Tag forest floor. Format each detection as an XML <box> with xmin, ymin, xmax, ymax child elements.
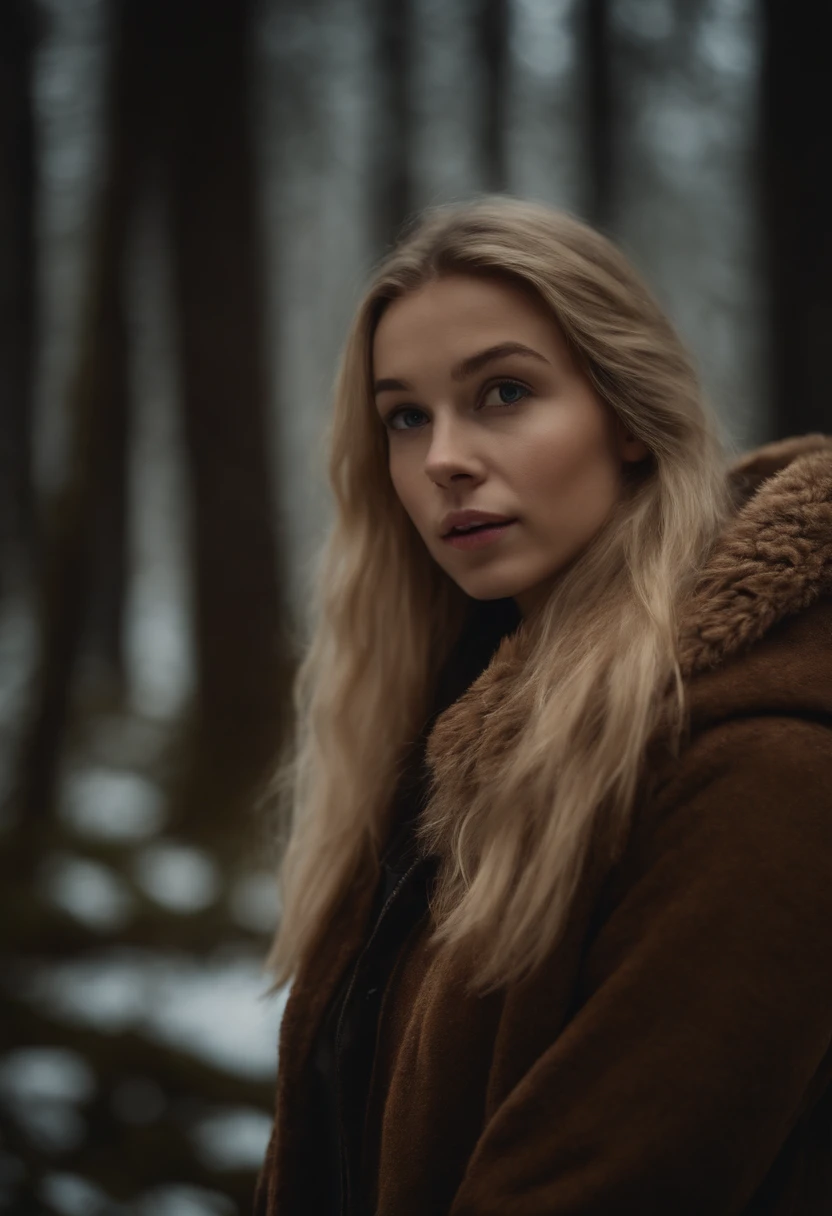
<box><xmin>0</xmin><ymin>597</ymin><xmax>286</xmax><ymax>1216</ymax></box>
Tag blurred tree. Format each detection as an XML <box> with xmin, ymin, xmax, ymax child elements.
<box><xmin>153</xmin><ymin>0</ymin><xmax>288</xmax><ymax>845</ymax></box>
<box><xmin>0</xmin><ymin>0</ymin><xmax>42</xmax><ymax>596</ymax></box>
<box><xmin>478</xmin><ymin>0</ymin><xmax>510</xmax><ymax>193</ymax></box>
<box><xmin>580</xmin><ymin>0</ymin><xmax>613</xmax><ymax>229</ymax></box>
<box><xmin>761</xmin><ymin>0</ymin><xmax>831</xmax><ymax>436</ymax></box>
<box><xmin>372</xmin><ymin>0</ymin><xmax>413</xmax><ymax>251</ymax></box>
<box><xmin>3</xmin><ymin>2</ymin><xmax>286</xmax><ymax>1208</ymax></box>
<box><xmin>14</xmin><ymin>0</ymin><xmax>288</xmax><ymax>840</ymax></box>
<box><xmin>83</xmin><ymin>0</ymin><xmax>156</xmax><ymax>700</ymax></box>
<box><xmin>13</xmin><ymin>0</ymin><xmax>143</xmax><ymax>822</ymax></box>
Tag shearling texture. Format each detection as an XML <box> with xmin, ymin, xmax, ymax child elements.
<box><xmin>255</xmin><ymin>434</ymin><xmax>832</xmax><ymax>1216</ymax></box>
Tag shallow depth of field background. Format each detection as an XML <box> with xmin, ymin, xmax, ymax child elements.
<box><xmin>0</xmin><ymin>0</ymin><xmax>827</xmax><ymax>1213</ymax></box>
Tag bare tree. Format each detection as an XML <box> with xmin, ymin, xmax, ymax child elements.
<box><xmin>579</xmin><ymin>0</ymin><xmax>614</xmax><ymax>228</ymax></box>
<box><xmin>13</xmin><ymin>0</ymin><xmax>144</xmax><ymax>820</ymax></box>
<box><xmin>760</xmin><ymin>0</ymin><xmax>831</xmax><ymax>436</ymax></box>
<box><xmin>152</xmin><ymin>0</ymin><xmax>288</xmax><ymax>843</ymax></box>
<box><xmin>0</xmin><ymin>0</ymin><xmax>42</xmax><ymax>595</ymax></box>
<box><xmin>478</xmin><ymin>0</ymin><xmax>510</xmax><ymax>193</ymax></box>
<box><xmin>14</xmin><ymin>0</ymin><xmax>288</xmax><ymax>838</ymax></box>
<box><xmin>372</xmin><ymin>0</ymin><xmax>414</xmax><ymax>251</ymax></box>
<box><xmin>4</xmin><ymin>4</ymin><xmax>286</xmax><ymax>1203</ymax></box>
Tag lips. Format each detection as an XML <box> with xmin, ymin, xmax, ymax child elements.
<box><xmin>442</xmin><ymin>519</ymin><xmax>518</xmax><ymax>550</ymax></box>
<box><xmin>446</xmin><ymin>520</ymin><xmax>511</xmax><ymax>536</ymax></box>
<box><xmin>441</xmin><ymin>510</ymin><xmax>516</xmax><ymax>537</ymax></box>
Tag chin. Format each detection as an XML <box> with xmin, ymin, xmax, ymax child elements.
<box><xmin>448</xmin><ymin>558</ymin><xmax>562</xmax><ymax>607</ymax></box>
<box><xmin>453</xmin><ymin>573</ymin><xmax>538</xmax><ymax>603</ymax></box>
<box><xmin>464</xmin><ymin>587</ymin><xmax>519</xmax><ymax>602</ymax></box>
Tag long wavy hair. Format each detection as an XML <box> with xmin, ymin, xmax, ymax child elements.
<box><xmin>266</xmin><ymin>196</ymin><xmax>735</xmax><ymax>993</ymax></box>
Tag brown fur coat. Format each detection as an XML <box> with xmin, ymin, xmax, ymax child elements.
<box><xmin>256</xmin><ymin>433</ymin><xmax>832</xmax><ymax>1215</ymax></box>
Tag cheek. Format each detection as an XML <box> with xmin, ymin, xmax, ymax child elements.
<box><xmin>389</xmin><ymin>455</ymin><xmax>427</xmax><ymax>528</ymax></box>
<box><xmin>388</xmin><ymin>454</ymin><xmax>408</xmax><ymax>508</ymax></box>
<box><xmin>515</xmin><ymin>421</ymin><xmax>621</xmax><ymax>520</ymax></box>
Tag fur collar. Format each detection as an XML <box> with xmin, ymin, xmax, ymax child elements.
<box><xmin>425</xmin><ymin>433</ymin><xmax>832</xmax><ymax>786</ymax></box>
<box><xmin>677</xmin><ymin>433</ymin><xmax>832</xmax><ymax>675</ymax></box>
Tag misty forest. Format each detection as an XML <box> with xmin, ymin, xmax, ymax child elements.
<box><xmin>0</xmin><ymin>0</ymin><xmax>828</xmax><ymax>1212</ymax></box>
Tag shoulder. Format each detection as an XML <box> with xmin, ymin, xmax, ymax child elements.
<box><xmin>651</xmin><ymin>711</ymin><xmax>832</xmax><ymax>840</ymax></box>
<box><xmin>683</xmin><ymin>592</ymin><xmax>832</xmax><ymax>736</ymax></box>
<box><xmin>624</xmin><ymin>588</ymin><xmax>832</xmax><ymax>919</ymax></box>
<box><xmin>634</xmin><ymin>592</ymin><xmax>832</xmax><ymax>853</ymax></box>
<box><xmin>586</xmin><ymin>711</ymin><xmax>832</xmax><ymax>1003</ymax></box>
<box><xmin>654</xmin><ymin>580</ymin><xmax>832</xmax><ymax>852</ymax></box>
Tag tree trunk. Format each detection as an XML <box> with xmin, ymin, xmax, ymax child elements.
<box><xmin>153</xmin><ymin>0</ymin><xmax>287</xmax><ymax>841</ymax></box>
<box><xmin>372</xmin><ymin>0</ymin><xmax>413</xmax><ymax>251</ymax></box>
<box><xmin>13</xmin><ymin>0</ymin><xmax>142</xmax><ymax>820</ymax></box>
<box><xmin>580</xmin><ymin>0</ymin><xmax>614</xmax><ymax>229</ymax></box>
<box><xmin>0</xmin><ymin>0</ymin><xmax>41</xmax><ymax>595</ymax></box>
<box><xmin>760</xmin><ymin>0</ymin><xmax>831</xmax><ymax>437</ymax></box>
<box><xmin>478</xmin><ymin>0</ymin><xmax>510</xmax><ymax>193</ymax></box>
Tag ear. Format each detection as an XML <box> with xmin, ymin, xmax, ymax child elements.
<box><xmin>614</xmin><ymin>415</ymin><xmax>650</xmax><ymax>464</ymax></box>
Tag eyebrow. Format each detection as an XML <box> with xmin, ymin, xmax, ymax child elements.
<box><xmin>373</xmin><ymin>341</ymin><xmax>550</xmax><ymax>396</ymax></box>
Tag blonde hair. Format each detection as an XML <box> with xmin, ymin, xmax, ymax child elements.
<box><xmin>267</xmin><ymin>196</ymin><xmax>735</xmax><ymax>992</ymax></box>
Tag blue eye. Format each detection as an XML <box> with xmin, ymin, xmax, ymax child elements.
<box><xmin>482</xmin><ymin>381</ymin><xmax>530</xmax><ymax>408</ymax></box>
<box><xmin>385</xmin><ymin>380</ymin><xmax>529</xmax><ymax>431</ymax></box>
<box><xmin>387</xmin><ymin>407</ymin><xmax>427</xmax><ymax>431</ymax></box>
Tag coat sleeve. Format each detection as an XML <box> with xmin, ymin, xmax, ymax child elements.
<box><xmin>447</xmin><ymin>715</ymin><xmax>832</xmax><ymax>1216</ymax></box>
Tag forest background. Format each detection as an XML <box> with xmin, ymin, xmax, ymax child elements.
<box><xmin>0</xmin><ymin>0</ymin><xmax>827</xmax><ymax>1213</ymax></box>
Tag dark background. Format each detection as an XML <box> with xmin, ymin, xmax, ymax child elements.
<box><xmin>0</xmin><ymin>0</ymin><xmax>828</xmax><ymax>1213</ymax></box>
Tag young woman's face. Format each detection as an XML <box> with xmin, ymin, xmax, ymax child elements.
<box><xmin>372</xmin><ymin>274</ymin><xmax>649</xmax><ymax>614</ymax></box>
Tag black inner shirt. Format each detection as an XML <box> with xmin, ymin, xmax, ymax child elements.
<box><xmin>302</xmin><ymin>596</ymin><xmax>522</xmax><ymax>1214</ymax></box>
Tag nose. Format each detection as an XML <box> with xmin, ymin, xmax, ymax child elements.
<box><xmin>424</xmin><ymin>415</ymin><xmax>485</xmax><ymax>488</ymax></box>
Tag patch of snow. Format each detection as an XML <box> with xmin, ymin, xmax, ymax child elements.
<box><xmin>19</xmin><ymin>951</ymin><xmax>289</xmax><ymax>1080</ymax></box>
<box><xmin>21</xmin><ymin>952</ymin><xmax>148</xmax><ymax>1032</ymax></box>
<box><xmin>39</xmin><ymin>853</ymin><xmax>134</xmax><ymax>931</ymax></box>
<box><xmin>133</xmin><ymin>843</ymin><xmax>221</xmax><ymax>913</ymax></box>
<box><xmin>144</xmin><ymin>957</ymin><xmax>286</xmax><ymax>1079</ymax></box>
<box><xmin>60</xmin><ymin>767</ymin><xmax>164</xmax><ymax>842</ymax></box>
<box><xmin>228</xmin><ymin>872</ymin><xmax>278</xmax><ymax>934</ymax></box>
<box><xmin>135</xmin><ymin>1184</ymin><xmax>235</xmax><ymax>1216</ymax></box>
<box><xmin>39</xmin><ymin>1173</ymin><xmax>121</xmax><ymax>1216</ymax></box>
<box><xmin>192</xmin><ymin>1106</ymin><xmax>273</xmax><ymax>1171</ymax></box>
<box><xmin>0</xmin><ymin>1047</ymin><xmax>95</xmax><ymax>1104</ymax></box>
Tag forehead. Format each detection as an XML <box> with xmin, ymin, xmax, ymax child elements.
<box><xmin>372</xmin><ymin>273</ymin><xmax>564</xmax><ymax>372</ymax></box>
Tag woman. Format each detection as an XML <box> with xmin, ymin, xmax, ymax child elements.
<box><xmin>255</xmin><ymin>197</ymin><xmax>832</xmax><ymax>1215</ymax></box>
